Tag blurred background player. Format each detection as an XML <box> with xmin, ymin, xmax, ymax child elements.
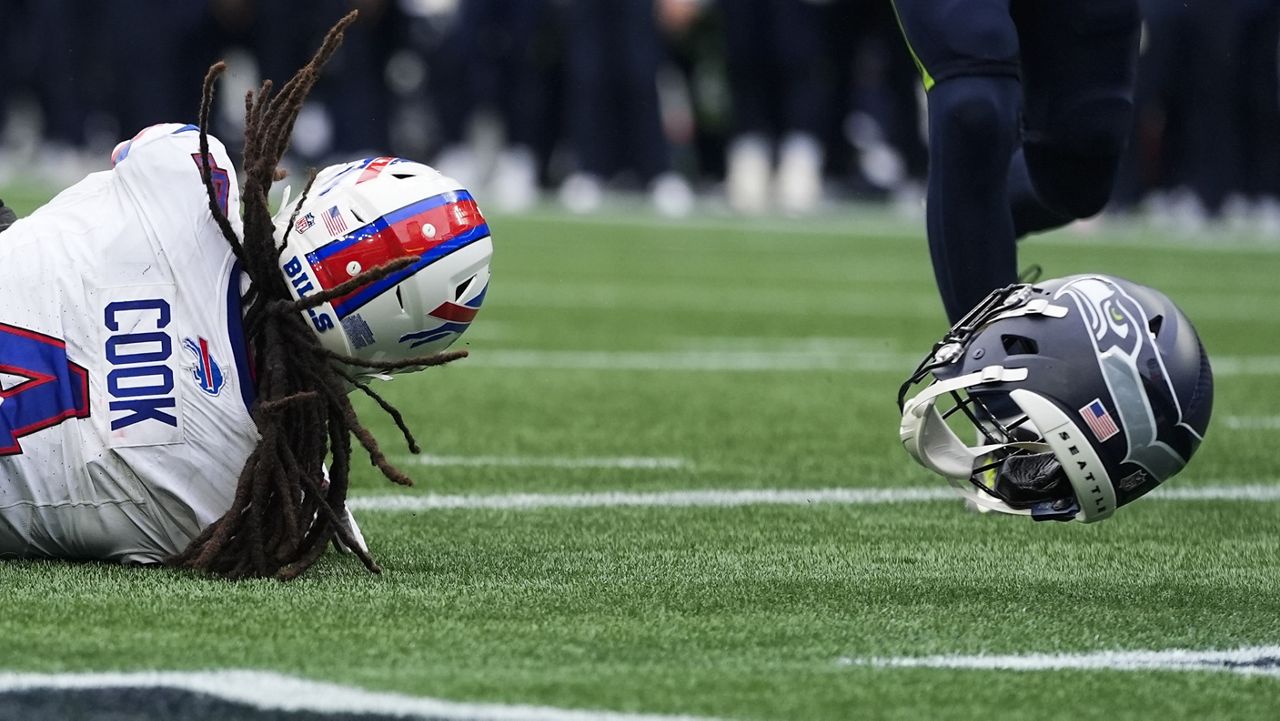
<box><xmin>558</xmin><ymin>0</ymin><xmax>694</xmax><ymax>217</ymax></box>
<box><xmin>0</xmin><ymin>1</ymin><xmax>1276</xmax><ymax>232</ymax></box>
<box><xmin>1113</xmin><ymin>0</ymin><xmax>1280</xmax><ymax>232</ymax></box>
<box><xmin>431</xmin><ymin>0</ymin><xmax>551</xmax><ymax>212</ymax></box>
<box><xmin>719</xmin><ymin>0</ymin><xmax>827</xmax><ymax>216</ymax></box>
<box><xmin>890</xmin><ymin>0</ymin><xmax>1141</xmax><ymax>324</ymax></box>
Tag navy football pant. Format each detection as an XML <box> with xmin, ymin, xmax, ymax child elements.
<box><xmin>892</xmin><ymin>0</ymin><xmax>1140</xmax><ymax>323</ymax></box>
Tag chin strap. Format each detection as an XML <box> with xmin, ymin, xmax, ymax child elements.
<box><xmin>901</xmin><ymin>365</ymin><xmax>1029</xmax><ymax>420</ymax></box>
<box><xmin>987</xmin><ymin>297</ymin><xmax>1069</xmax><ymax>324</ymax></box>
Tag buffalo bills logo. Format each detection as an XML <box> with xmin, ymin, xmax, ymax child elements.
<box><xmin>398</xmin><ymin>284</ymin><xmax>487</xmax><ymax>350</ymax></box>
<box><xmin>183</xmin><ymin>336</ymin><xmax>225</xmax><ymax>396</ymax></box>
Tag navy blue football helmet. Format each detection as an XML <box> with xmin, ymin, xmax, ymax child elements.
<box><xmin>898</xmin><ymin>274</ymin><xmax>1213</xmax><ymax>522</ymax></box>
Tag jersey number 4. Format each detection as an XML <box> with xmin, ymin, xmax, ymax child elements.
<box><xmin>191</xmin><ymin>152</ymin><xmax>230</xmax><ymax>216</ymax></box>
<box><xmin>0</xmin><ymin>324</ymin><xmax>91</xmax><ymax>455</ymax></box>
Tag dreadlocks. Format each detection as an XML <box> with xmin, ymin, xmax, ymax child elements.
<box><xmin>170</xmin><ymin>11</ymin><xmax>465</xmax><ymax>580</ymax></box>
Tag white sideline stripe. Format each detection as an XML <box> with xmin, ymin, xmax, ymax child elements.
<box><xmin>513</xmin><ymin>210</ymin><xmax>1280</xmax><ymax>254</ymax></box>
<box><xmin>463</xmin><ymin>350</ymin><xmax>942</xmax><ymax>373</ymax></box>
<box><xmin>836</xmin><ymin>645</ymin><xmax>1280</xmax><ymax>677</ymax></box>
<box><xmin>347</xmin><ymin>484</ymin><xmax>1280</xmax><ymax>513</ymax></box>
<box><xmin>348</xmin><ymin>488</ymin><xmax>956</xmax><ymax>511</ymax></box>
<box><xmin>1211</xmin><ymin>356</ymin><xmax>1280</xmax><ymax>376</ymax></box>
<box><xmin>397</xmin><ymin>455</ymin><xmax>689</xmax><ymax>470</ymax></box>
<box><xmin>461</xmin><ymin>350</ymin><xmax>1280</xmax><ymax>376</ymax></box>
<box><xmin>0</xmin><ymin>670</ymin><xmax>719</xmax><ymax>721</ymax></box>
<box><xmin>346</xmin><ymin>484</ymin><xmax>1280</xmax><ymax>512</ymax></box>
<box><xmin>679</xmin><ymin>336</ymin><xmax>896</xmax><ymax>351</ymax></box>
<box><xmin>1224</xmin><ymin>415</ymin><xmax>1280</xmax><ymax>431</ymax></box>
<box><xmin>1156</xmin><ymin>484</ymin><xmax>1280</xmax><ymax>500</ymax></box>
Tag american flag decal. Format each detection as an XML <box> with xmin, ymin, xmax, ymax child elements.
<box><xmin>1079</xmin><ymin>398</ymin><xmax>1120</xmax><ymax>442</ymax></box>
<box><xmin>323</xmin><ymin>206</ymin><xmax>348</xmax><ymax>236</ymax></box>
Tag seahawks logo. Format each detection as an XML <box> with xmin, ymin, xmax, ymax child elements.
<box><xmin>1054</xmin><ymin>277</ymin><xmax>1194</xmax><ymax>482</ymax></box>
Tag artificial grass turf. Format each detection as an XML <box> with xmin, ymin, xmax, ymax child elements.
<box><xmin>1</xmin><ymin>193</ymin><xmax>1278</xmax><ymax>719</ymax></box>
<box><xmin>3</xmin><ymin>501</ymin><xmax>1280</xmax><ymax>721</ymax></box>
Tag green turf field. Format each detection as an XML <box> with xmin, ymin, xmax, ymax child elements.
<box><xmin>2</xmin><ymin>187</ymin><xmax>1280</xmax><ymax>720</ymax></box>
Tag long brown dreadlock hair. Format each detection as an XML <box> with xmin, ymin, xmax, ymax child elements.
<box><xmin>170</xmin><ymin>11</ymin><xmax>465</xmax><ymax>580</ymax></box>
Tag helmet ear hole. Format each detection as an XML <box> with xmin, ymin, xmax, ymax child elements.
<box><xmin>1148</xmin><ymin>314</ymin><xmax>1164</xmax><ymax>337</ymax></box>
<box><xmin>1001</xmin><ymin>334</ymin><xmax>1038</xmax><ymax>356</ymax></box>
<box><xmin>455</xmin><ymin>275</ymin><xmax>476</xmax><ymax>300</ymax></box>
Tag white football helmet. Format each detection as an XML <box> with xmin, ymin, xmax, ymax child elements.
<box><xmin>273</xmin><ymin>157</ymin><xmax>492</xmax><ymax>378</ymax></box>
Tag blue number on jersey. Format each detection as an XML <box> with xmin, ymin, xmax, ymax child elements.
<box><xmin>0</xmin><ymin>324</ymin><xmax>91</xmax><ymax>455</ymax></box>
<box><xmin>190</xmin><ymin>152</ymin><xmax>230</xmax><ymax>216</ymax></box>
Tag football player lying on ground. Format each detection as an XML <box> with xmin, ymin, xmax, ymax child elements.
<box><xmin>0</xmin><ymin>13</ymin><xmax>492</xmax><ymax>579</ymax></box>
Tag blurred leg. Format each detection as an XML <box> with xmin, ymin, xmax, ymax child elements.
<box><xmin>1110</xmin><ymin>0</ymin><xmax>1189</xmax><ymax>208</ymax></box>
<box><xmin>616</xmin><ymin>0</ymin><xmax>670</xmax><ymax>182</ymax></box>
<box><xmin>720</xmin><ymin>0</ymin><xmax>773</xmax><ymax>213</ymax></box>
<box><xmin>892</xmin><ymin>0</ymin><xmax>1021</xmax><ymax>323</ymax></box>
<box><xmin>719</xmin><ymin>0</ymin><xmax>772</xmax><ymax>138</ymax></box>
<box><xmin>563</xmin><ymin>0</ymin><xmax>613</xmax><ymax>177</ymax></box>
<box><xmin>106</xmin><ymin>1</ymin><xmax>206</xmax><ymax>132</ymax></box>
<box><xmin>323</xmin><ymin>0</ymin><xmax>393</xmax><ymax>154</ymax></box>
<box><xmin>31</xmin><ymin>0</ymin><xmax>91</xmax><ymax>146</ymax></box>
<box><xmin>1011</xmin><ymin>0</ymin><xmax>1140</xmax><ymax>231</ymax></box>
<box><xmin>495</xmin><ymin>0</ymin><xmax>549</xmax><ymax>150</ymax></box>
<box><xmin>1234</xmin><ymin>0</ymin><xmax>1279</xmax><ymax>202</ymax></box>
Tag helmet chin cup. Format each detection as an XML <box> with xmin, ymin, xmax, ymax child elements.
<box><xmin>1010</xmin><ymin>389</ymin><xmax>1116</xmax><ymax>522</ymax></box>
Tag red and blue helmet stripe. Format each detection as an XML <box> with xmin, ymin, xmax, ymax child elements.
<box><xmin>397</xmin><ymin>283</ymin><xmax>488</xmax><ymax>349</ymax></box>
<box><xmin>303</xmin><ymin>189</ymin><xmax>489</xmax><ymax>319</ymax></box>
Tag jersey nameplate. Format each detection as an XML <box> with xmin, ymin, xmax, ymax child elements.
<box><xmin>93</xmin><ymin>283</ymin><xmax>184</xmax><ymax>447</ymax></box>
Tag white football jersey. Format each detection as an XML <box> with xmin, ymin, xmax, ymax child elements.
<box><xmin>0</xmin><ymin>124</ymin><xmax>260</xmax><ymax>563</ymax></box>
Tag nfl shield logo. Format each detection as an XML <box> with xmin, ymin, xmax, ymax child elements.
<box><xmin>295</xmin><ymin>212</ymin><xmax>316</xmax><ymax>233</ymax></box>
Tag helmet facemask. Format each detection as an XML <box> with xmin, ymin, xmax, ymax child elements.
<box><xmin>898</xmin><ymin>283</ymin><xmax>1117</xmax><ymax>522</ymax></box>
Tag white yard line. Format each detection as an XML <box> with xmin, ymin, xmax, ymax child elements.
<box><xmin>1209</xmin><ymin>356</ymin><xmax>1280</xmax><ymax>376</ymax></box>
<box><xmin>837</xmin><ymin>645</ymin><xmax>1280</xmax><ymax>678</ymax></box>
<box><xmin>675</xmin><ymin>336</ymin><xmax>897</xmax><ymax>351</ymax></box>
<box><xmin>460</xmin><ymin>350</ymin><xmax>1280</xmax><ymax>376</ymax></box>
<box><xmin>1223</xmin><ymin>415</ymin><xmax>1280</xmax><ymax>431</ymax></box>
<box><xmin>397</xmin><ymin>455</ymin><xmax>689</xmax><ymax>470</ymax></box>
<box><xmin>347</xmin><ymin>487</ymin><xmax>956</xmax><ymax>512</ymax></box>
<box><xmin>346</xmin><ymin>484</ymin><xmax>1280</xmax><ymax>513</ymax></box>
<box><xmin>1156</xmin><ymin>484</ymin><xmax>1280</xmax><ymax>501</ymax></box>
<box><xmin>512</xmin><ymin>210</ymin><xmax>1280</xmax><ymax>254</ymax></box>
<box><xmin>461</xmin><ymin>350</ymin><xmax>942</xmax><ymax>373</ymax></box>
<box><xmin>0</xmin><ymin>670</ymin><xmax>720</xmax><ymax>721</ymax></box>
